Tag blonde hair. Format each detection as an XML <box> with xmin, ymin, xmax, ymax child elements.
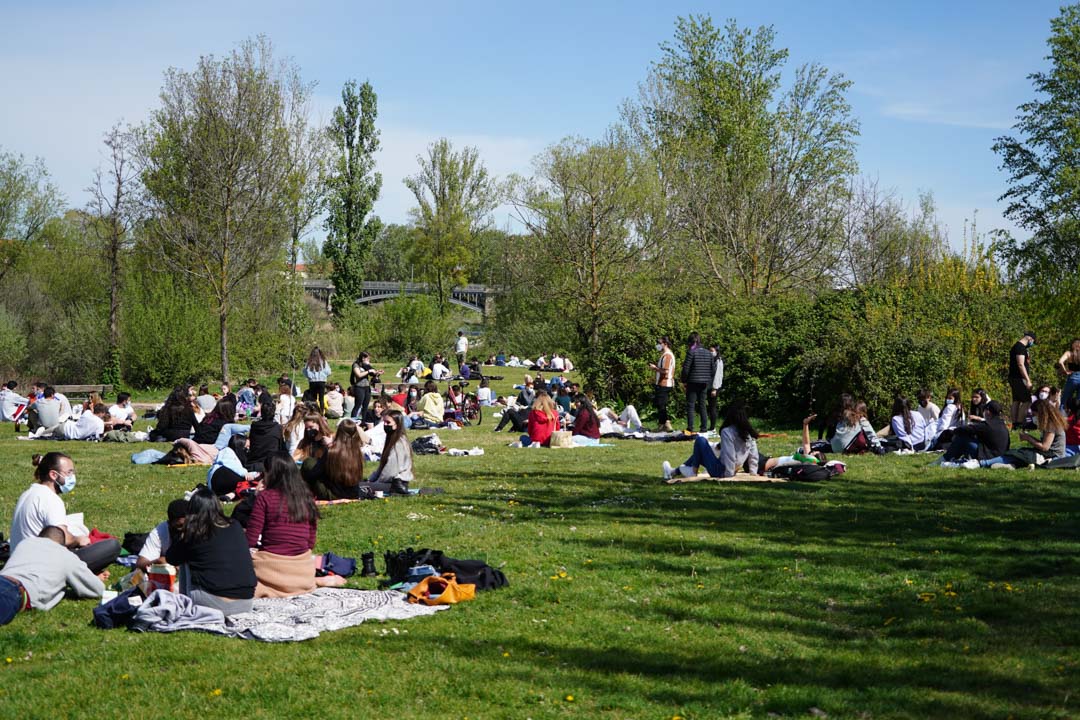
<box><xmin>533</xmin><ymin>391</ymin><xmax>557</xmax><ymax>422</ymax></box>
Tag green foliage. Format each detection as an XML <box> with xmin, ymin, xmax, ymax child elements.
<box><xmin>0</xmin><ymin>147</ymin><xmax>65</xmax><ymax>284</ymax></box>
<box><xmin>324</xmin><ymin>79</ymin><xmax>382</xmax><ymax>307</ymax></box>
<box><xmin>120</xmin><ymin>276</ymin><xmax>218</xmax><ymax>388</ymax></box>
<box><xmin>0</xmin><ymin>305</ymin><xmax>27</xmax><ymax>372</ymax></box>
<box><xmin>405</xmin><ymin>138</ymin><xmax>499</xmax><ymax>313</ymax></box>
<box><xmin>45</xmin><ymin>303</ymin><xmax>110</xmax><ymax>384</ymax></box>
<box><xmin>336</xmin><ymin>295</ymin><xmax>460</xmax><ymax>362</ymax></box>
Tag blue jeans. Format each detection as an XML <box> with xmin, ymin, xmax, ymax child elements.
<box><xmin>683</xmin><ymin>435</ymin><xmax>723</xmax><ymax>477</ymax></box>
<box><xmin>1061</xmin><ymin>372</ymin><xmax>1080</xmax><ymax>412</ymax></box>
<box><xmin>214</xmin><ymin>423</ymin><xmax>250</xmax><ymax>450</ymax></box>
<box><xmin>0</xmin><ymin>576</ymin><xmax>24</xmax><ymax>626</ymax></box>
<box><xmin>944</xmin><ymin>437</ymin><xmax>979</xmax><ymax>461</ymax></box>
<box><xmin>979</xmin><ymin>456</ymin><xmax>1008</xmax><ymax>468</ymax></box>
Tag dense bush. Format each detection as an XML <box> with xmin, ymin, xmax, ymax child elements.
<box><xmin>0</xmin><ymin>305</ymin><xmax>27</xmax><ymax>374</ymax></box>
<box><xmin>335</xmin><ymin>295</ymin><xmax>462</xmax><ymax>362</ymax></box>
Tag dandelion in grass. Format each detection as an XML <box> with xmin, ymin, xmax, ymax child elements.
<box><xmin>565</xmin><ymin>695</ymin><xmax>575</xmax><ymax>702</ymax></box>
<box><xmin>210</xmin><ymin>688</ymin><xmax>223</xmax><ymax>697</ymax></box>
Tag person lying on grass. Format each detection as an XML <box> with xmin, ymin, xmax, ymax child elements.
<box><xmin>662</xmin><ymin>402</ymin><xmax>758</xmax><ymax>480</ymax></box>
<box><xmin>755</xmin><ymin>414</ymin><xmax>828</xmax><ymax>475</ymax></box>
<box><xmin>1</xmin><ymin>526</ymin><xmax>107</xmax><ymax>627</ymax></box>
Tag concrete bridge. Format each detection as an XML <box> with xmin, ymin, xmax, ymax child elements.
<box><xmin>303</xmin><ymin>279</ymin><xmax>496</xmax><ymax>316</ymax></box>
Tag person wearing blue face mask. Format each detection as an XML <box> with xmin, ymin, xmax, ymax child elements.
<box><xmin>8</xmin><ymin>452</ymin><xmax>120</xmax><ymax>574</ymax></box>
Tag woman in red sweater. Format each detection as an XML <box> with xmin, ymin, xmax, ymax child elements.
<box><xmin>526</xmin><ymin>391</ymin><xmax>561</xmax><ymax>447</ymax></box>
<box><xmin>246</xmin><ymin>452</ymin><xmax>344</xmax><ymax>596</ymax></box>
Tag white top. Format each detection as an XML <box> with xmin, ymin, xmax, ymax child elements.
<box><xmin>550</xmin><ymin>355</ymin><xmax>565</xmax><ymax>371</ymax></box>
<box><xmin>890</xmin><ymin>412</ymin><xmax>928</xmax><ymax>449</ymax></box>
<box><xmin>431</xmin><ymin>363</ymin><xmax>451</xmax><ymax>380</ymax></box>
<box><xmin>477</xmin><ymin>387</ymin><xmax>494</xmax><ymax>404</ymax></box>
<box><xmin>138</xmin><ymin>520</ymin><xmax>172</xmax><ymax>562</ymax></box>
<box><xmin>455</xmin><ymin>335</ymin><xmax>468</xmax><ymax>353</ymax></box>
<box><xmin>9</xmin><ymin>483</ymin><xmax>67</xmax><ymax>550</ymax></box>
<box><xmin>917</xmin><ymin>402</ymin><xmax>940</xmax><ymax>424</ymax></box>
<box><xmin>108</xmin><ymin>403</ymin><xmax>136</xmax><ymax>422</ymax></box>
<box><xmin>0</xmin><ymin>388</ymin><xmax>29</xmax><ymax>421</ymax></box>
<box><xmin>276</xmin><ymin>394</ymin><xmax>296</xmax><ymax>426</ymax></box>
<box><xmin>409</xmin><ymin>359</ymin><xmax>425</xmax><ymax>373</ymax></box>
<box><xmin>711</xmin><ymin>355</ymin><xmax>725</xmax><ymax>390</ymax></box>
<box><xmin>55</xmin><ymin>393</ymin><xmax>73</xmax><ymax>422</ymax></box>
<box><xmin>63</xmin><ymin>413</ymin><xmax>105</xmax><ymax>440</ymax></box>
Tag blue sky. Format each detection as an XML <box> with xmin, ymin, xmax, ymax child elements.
<box><xmin>0</xmin><ymin>0</ymin><xmax>1064</xmax><ymax>246</ymax></box>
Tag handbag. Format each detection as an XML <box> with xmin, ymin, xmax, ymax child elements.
<box><xmin>549</xmin><ymin>430</ymin><xmax>573</xmax><ymax>448</ymax></box>
<box><xmin>405</xmin><ymin>573</ymin><xmax>476</xmax><ymax>605</ymax></box>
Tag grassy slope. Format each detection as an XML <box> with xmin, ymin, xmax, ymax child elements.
<box><xmin>1</xmin><ymin>368</ymin><xmax>1078</xmax><ymax>719</ymax></box>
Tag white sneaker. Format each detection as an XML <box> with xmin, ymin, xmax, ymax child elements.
<box><xmin>678</xmin><ymin>464</ymin><xmax>696</xmax><ymax>478</ymax></box>
<box><xmin>961</xmin><ymin>459</ymin><xmax>981</xmax><ymax>470</ymax></box>
<box><xmin>662</xmin><ymin>461</ymin><xmax>674</xmax><ymax>480</ymax></box>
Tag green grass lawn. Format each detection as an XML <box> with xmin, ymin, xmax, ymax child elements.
<box><xmin>1</xmin><ymin>377</ymin><xmax>1078</xmax><ymax>719</ymax></box>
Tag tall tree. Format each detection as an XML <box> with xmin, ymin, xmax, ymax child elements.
<box><xmin>992</xmin><ymin>3</ymin><xmax>1080</xmax><ymax>284</ymax></box>
<box><xmin>86</xmin><ymin>123</ymin><xmax>139</xmax><ymax>382</ymax></box>
<box><xmin>625</xmin><ymin>15</ymin><xmax>859</xmax><ymax>296</ymax></box>
<box><xmin>137</xmin><ymin>36</ymin><xmax>309</xmax><ymax>381</ymax></box>
<box><xmin>509</xmin><ymin>133</ymin><xmax>663</xmax><ymax>347</ymax></box>
<box><xmin>0</xmin><ymin>149</ymin><xmax>64</xmax><ymax>285</ymax></box>
<box><xmin>324</xmin><ymin>79</ymin><xmax>382</xmax><ymax>311</ymax></box>
<box><xmin>404</xmin><ymin>138</ymin><xmax>499</xmax><ymax>313</ymax></box>
<box><xmin>285</xmin><ymin>125</ymin><xmax>332</xmax><ymax>273</ymax></box>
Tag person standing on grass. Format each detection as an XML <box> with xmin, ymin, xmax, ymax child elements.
<box><xmin>303</xmin><ymin>347</ymin><xmax>331</xmax><ymax>413</ymax></box>
<box><xmin>1</xmin><ymin>526</ymin><xmax>107</xmax><ymax>626</ymax></box>
<box><xmin>648</xmin><ymin>336</ymin><xmax>676</xmax><ymax>433</ymax></box>
<box><xmin>350</xmin><ymin>352</ymin><xmax>381</xmax><ymax>420</ymax></box>
<box><xmin>707</xmin><ymin>344</ymin><xmax>724</xmax><ymax>432</ymax></box>
<box><xmin>455</xmin><ymin>331</ymin><xmax>469</xmax><ymax>368</ymax></box>
<box><xmin>1008</xmin><ymin>331</ymin><xmax>1036</xmax><ymax>428</ymax></box>
<box><xmin>680</xmin><ymin>332</ymin><xmax>713</xmax><ymax>434</ymax></box>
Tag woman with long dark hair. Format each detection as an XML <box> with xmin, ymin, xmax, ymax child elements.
<box><xmin>929</xmin><ymin>387</ymin><xmax>966</xmax><ymax>449</ymax></box>
<box><xmin>303</xmin><ymin>346</ymin><xmax>331</xmax><ymax>413</ymax></box>
<box><xmin>570</xmin><ymin>394</ymin><xmax>601</xmax><ymax>443</ymax></box>
<box><xmin>166</xmin><ymin>486</ymin><xmax>256</xmax><ymax>616</ymax></box>
<box><xmin>193</xmin><ymin>397</ymin><xmax>235</xmax><ymax>445</ymax></box>
<box><xmin>885</xmin><ymin>394</ymin><xmax>928</xmax><ymax>451</ymax></box>
<box><xmin>830</xmin><ymin>397</ymin><xmax>882</xmax><ymax>454</ymax></box>
<box><xmin>246</xmin><ymin>453</ymin><xmax>344</xmax><ymax>596</ymax></box>
<box><xmin>150</xmin><ymin>385</ymin><xmax>198</xmax><ymax>442</ymax></box>
<box><xmin>663</xmin><ymin>401</ymin><xmax>759</xmax><ymax>479</ymax></box>
<box><xmin>366</xmin><ymin>409</ymin><xmax>413</xmax><ymax>495</ymax></box>
<box><xmin>302</xmin><ymin>418</ymin><xmax>366</xmax><ymax>500</ymax></box>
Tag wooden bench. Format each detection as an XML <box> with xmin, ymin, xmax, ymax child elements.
<box><xmin>53</xmin><ymin>384</ymin><xmax>114</xmax><ymax>400</ymax></box>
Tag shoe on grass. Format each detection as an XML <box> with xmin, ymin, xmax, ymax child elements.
<box><xmin>961</xmin><ymin>459</ymin><xmax>981</xmax><ymax>470</ymax></box>
<box><xmin>662</xmin><ymin>461</ymin><xmax>674</xmax><ymax>480</ymax></box>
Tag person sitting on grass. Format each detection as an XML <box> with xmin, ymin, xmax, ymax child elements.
<box><xmin>136</xmin><ymin>498</ymin><xmax>190</xmax><ymax>571</ymax></box>
<box><xmin>570</xmin><ymin>394</ymin><xmax>601</xmax><ymax>445</ymax></box>
<box><xmin>878</xmin><ymin>395</ymin><xmax>929</xmax><ymax>451</ymax></box>
<box><xmin>940</xmin><ymin>400</ymin><xmax>1010</xmax><ymax>467</ymax></box>
<box><xmin>246</xmin><ymin>453</ymin><xmax>346</xmax><ymax>597</ymax></box>
<box><xmin>166</xmin><ymin>486</ymin><xmax>256</xmax><ymax>617</ymax></box>
<box><xmin>10</xmin><ymin>452</ymin><xmax>121</xmax><ymax>573</ymax></box>
<box><xmin>0</xmin><ymin>380</ymin><xmax>30</xmax><ymax>423</ymax></box>
<box><xmin>476</xmin><ymin>378</ymin><xmax>497</xmax><ymax>407</ymax></box>
<box><xmin>244</xmin><ymin>401</ymin><xmax>287</xmax><ymax>469</ymax></box>
<box><xmin>35</xmin><ymin>403</ymin><xmax>111</xmax><ymax>441</ymax></box>
<box><xmin>992</xmin><ymin>399</ymin><xmax>1068</xmax><ymax>467</ymax></box>
<box><xmin>365</xmin><ymin>409</ymin><xmax>413</xmax><ymax>495</ymax></box>
<box><xmin>107</xmin><ymin>392</ymin><xmax>138</xmax><ymax>431</ymax></box>
<box><xmin>830</xmin><ymin>398</ymin><xmax>883</xmax><ymax>454</ymax></box>
<box><xmin>969</xmin><ymin>388</ymin><xmax>991</xmax><ymax>420</ymax></box>
<box><xmin>413</xmin><ymin>380</ymin><xmax>445</xmax><ymax>426</ymax></box>
<box><xmin>26</xmin><ymin>386</ymin><xmax>63</xmax><ymax>436</ymax></box>
<box><xmin>281</xmin><ymin>404</ymin><xmax>308</xmax><ymax>456</ymax></box>
<box><xmin>325</xmin><ymin>383</ymin><xmax>345</xmax><ymax>419</ymax></box>
<box><xmin>928</xmin><ymin>387</ymin><xmax>966</xmax><ymax>449</ymax></box>
<box><xmin>523</xmin><ymin>391</ymin><xmax>561</xmax><ymax>447</ymax></box>
<box><xmin>302</xmin><ymin>418</ymin><xmax>367</xmax><ymax>501</ymax></box>
<box><xmin>663</xmin><ymin>402</ymin><xmax>759</xmax><ymax>480</ymax></box>
<box><xmin>193</xmin><ymin>397</ymin><xmax>235</xmax><ymax>445</ymax></box>
<box><xmin>150</xmin><ymin>386</ymin><xmax>198</xmax><ymax>442</ymax></box>
<box><xmin>0</xmin><ymin>526</ymin><xmax>107</xmax><ymax>627</ymax></box>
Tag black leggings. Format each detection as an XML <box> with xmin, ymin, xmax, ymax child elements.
<box><xmin>309</xmin><ymin>381</ymin><xmax>327</xmax><ymax>412</ymax></box>
<box><xmin>352</xmin><ymin>385</ymin><xmax>371</xmax><ymax>419</ymax></box>
<box><xmin>495</xmin><ymin>408</ymin><xmax>528</xmax><ymax>433</ymax></box>
<box><xmin>707</xmin><ymin>390</ymin><xmax>719</xmax><ymax>430</ymax></box>
<box><xmin>75</xmin><ymin>540</ymin><xmax>121</xmax><ymax>574</ymax></box>
<box><xmin>209</xmin><ymin>467</ymin><xmax>245</xmax><ymax>496</ymax></box>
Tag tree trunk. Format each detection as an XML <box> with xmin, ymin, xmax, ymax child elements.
<box><xmin>220</xmin><ymin>299</ymin><xmax>229</xmax><ymax>383</ymax></box>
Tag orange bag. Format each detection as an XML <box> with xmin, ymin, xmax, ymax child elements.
<box><xmin>406</xmin><ymin>572</ymin><xmax>476</xmax><ymax>605</ymax></box>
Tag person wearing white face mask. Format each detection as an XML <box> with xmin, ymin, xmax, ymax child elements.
<box><xmin>648</xmin><ymin>336</ymin><xmax>676</xmax><ymax>432</ymax></box>
<box><xmin>8</xmin><ymin>452</ymin><xmax>120</xmax><ymax>574</ymax></box>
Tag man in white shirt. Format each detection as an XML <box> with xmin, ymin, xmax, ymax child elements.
<box><xmin>136</xmin><ymin>499</ymin><xmax>189</xmax><ymax>571</ymax></box>
<box><xmin>455</xmin><ymin>331</ymin><xmax>469</xmax><ymax>367</ymax></box>
<box><xmin>551</xmin><ymin>354</ymin><xmax>565</xmax><ymax>371</ymax></box>
<box><xmin>431</xmin><ymin>361</ymin><xmax>451</xmax><ymax>381</ymax></box>
<box><xmin>0</xmin><ymin>380</ymin><xmax>29</xmax><ymax>422</ymax></box>
<box><xmin>108</xmin><ymin>392</ymin><xmax>138</xmax><ymax>430</ymax></box>
<box><xmin>63</xmin><ymin>404</ymin><xmax>109</xmax><ymax>440</ymax></box>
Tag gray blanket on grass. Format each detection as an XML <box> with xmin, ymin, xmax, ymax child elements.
<box><xmin>131</xmin><ymin>588</ymin><xmax>448</xmax><ymax>642</ymax></box>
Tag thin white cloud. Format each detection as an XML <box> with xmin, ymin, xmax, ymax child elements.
<box><xmin>878</xmin><ymin>101</ymin><xmax>1013</xmax><ymax>131</ymax></box>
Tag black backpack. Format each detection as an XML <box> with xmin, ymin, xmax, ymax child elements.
<box><xmin>772</xmin><ymin>463</ymin><xmax>836</xmax><ymax>482</ymax></box>
<box><xmin>385</xmin><ymin>547</ymin><xmax>508</xmax><ymax>590</ymax></box>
